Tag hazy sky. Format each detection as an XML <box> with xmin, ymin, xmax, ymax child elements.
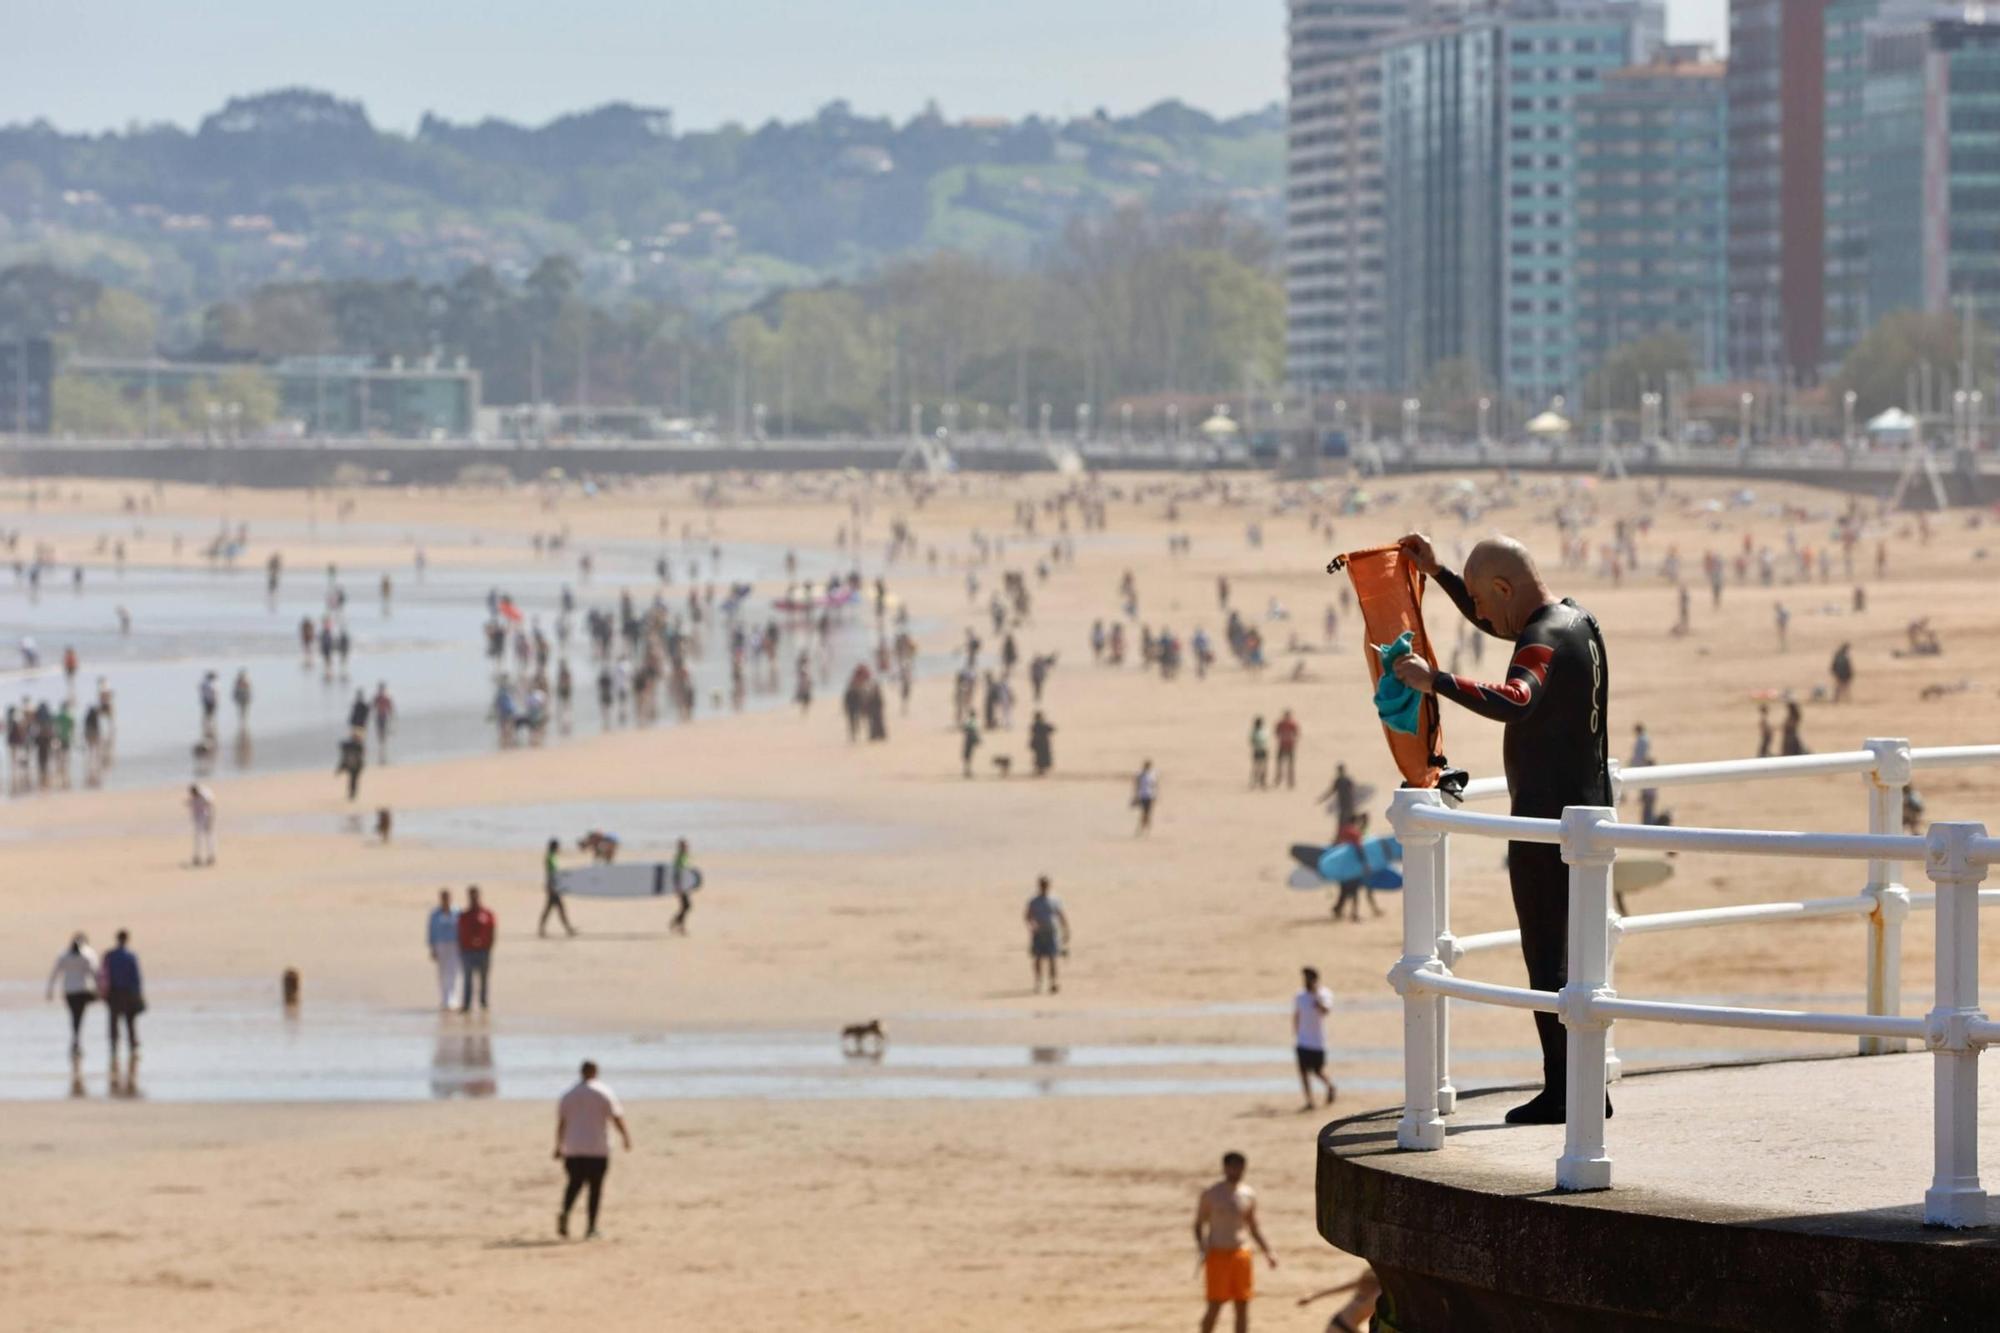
<box><xmin>4</xmin><ymin>0</ymin><xmax>1729</xmax><ymax>134</ymax></box>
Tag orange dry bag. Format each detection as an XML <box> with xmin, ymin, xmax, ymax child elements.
<box><xmin>1329</xmin><ymin>544</ymin><xmax>1446</xmax><ymax>789</ymax></box>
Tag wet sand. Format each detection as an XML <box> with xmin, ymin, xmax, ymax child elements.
<box><xmin>3</xmin><ymin>471</ymin><xmax>1999</xmax><ymax>1328</ymax></box>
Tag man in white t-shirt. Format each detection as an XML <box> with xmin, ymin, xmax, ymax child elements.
<box><xmin>554</xmin><ymin>1060</ymin><xmax>631</xmax><ymax>1239</ymax></box>
<box><xmin>1293</xmin><ymin>967</ymin><xmax>1336</xmax><ymax>1110</ymax></box>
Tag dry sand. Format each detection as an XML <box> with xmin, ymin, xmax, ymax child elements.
<box><xmin>2</xmin><ymin>468</ymin><xmax>1998</xmax><ymax>1330</ymax></box>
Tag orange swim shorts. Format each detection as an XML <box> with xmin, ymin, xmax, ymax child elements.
<box><xmin>1204</xmin><ymin>1247</ymin><xmax>1255</xmax><ymax>1304</ymax></box>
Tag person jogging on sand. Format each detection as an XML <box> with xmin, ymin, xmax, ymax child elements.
<box><xmin>1194</xmin><ymin>1151</ymin><xmax>1277</xmax><ymax>1333</ymax></box>
<box><xmin>1391</xmin><ymin>532</ymin><xmax>1611</xmax><ymax>1126</ymax></box>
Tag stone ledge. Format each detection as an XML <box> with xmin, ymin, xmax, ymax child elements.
<box><xmin>1318</xmin><ymin>1055</ymin><xmax>2000</xmax><ymax>1331</ymax></box>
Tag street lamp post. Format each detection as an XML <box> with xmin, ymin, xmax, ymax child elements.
<box><xmin>1401</xmin><ymin>397</ymin><xmax>1420</xmax><ymax>449</ymax></box>
<box><xmin>1039</xmin><ymin>402</ymin><xmax>1052</xmax><ymax>442</ymax></box>
<box><xmin>1739</xmin><ymin>392</ymin><xmax>1754</xmax><ymax>459</ymax></box>
<box><xmin>1077</xmin><ymin>403</ymin><xmax>1092</xmax><ymax>442</ymax></box>
<box><xmin>1477</xmin><ymin>396</ymin><xmax>1491</xmax><ymax>447</ymax></box>
<box><xmin>1120</xmin><ymin>402</ymin><xmax>1132</xmax><ymax>446</ymax></box>
<box><xmin>1843</xmin><ymin>389</ymin><xmax>1857</xmax><ymax>456</ymax></box>
<box><xmin>1167</xmin><ymin>402</ymin><xmax>1181</xmax><ymax>444</ymax></box>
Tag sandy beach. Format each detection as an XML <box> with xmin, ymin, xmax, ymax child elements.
<box><xmin>3</xmin><ymin>468</ymin><xmax>1998</xmax><ymax>1329</ymax></box>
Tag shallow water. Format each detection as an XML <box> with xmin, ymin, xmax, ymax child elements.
<box><xmin>0</xmin><ymin>985</ymin><xmax>1825</xmax><ymax>1104</ymax></box>
<box><xmin>0</xmin><ymin>525</ymin><xmax>939</xmax><ymax>798</ymax></box>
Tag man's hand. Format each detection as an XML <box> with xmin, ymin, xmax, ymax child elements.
<box><xmin>1391</xmin><ymin>652</ymin><xmax>1437</xmax><ymax>695</ymax></box>
<box><xmin>1398</xmin><ymin>533</ymin><xmax>1441</xmax><ymax>576</ymax></box>
<box><xmin>1264</xmin><ymin>1251</ymin><xmax>1280</xmax><ymax>1269</ymax></box>
<box><xmin>552</xmin><ymin>1147</ymin><xmax>563</xmax><ymax>1160</ymax></box>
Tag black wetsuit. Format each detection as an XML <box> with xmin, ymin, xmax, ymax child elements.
<box><xmin>1432</xmin><ymin>570</ymin><xmax>1610</xmax><ymax>1099</ymax></box>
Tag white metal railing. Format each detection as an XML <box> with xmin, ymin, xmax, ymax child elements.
<box><xmin>1387</xmin><ymin>738</ymin><xmax>2000</xmax><ymax>1228</ymax></box>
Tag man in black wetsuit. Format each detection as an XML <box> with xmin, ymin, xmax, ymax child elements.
<box><xmin>1391</xmin><ymin>533</ymin><xmax>1610</xmax><ymax>1124</ymax></box>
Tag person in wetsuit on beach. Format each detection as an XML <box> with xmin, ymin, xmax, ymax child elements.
<box><xmin>1390</xmin><ymin>533</ymin><xmax>1611</xmax><ymax>1125</ymax></box>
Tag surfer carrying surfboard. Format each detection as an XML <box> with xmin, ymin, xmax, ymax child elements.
<box><xmin>539</xmin><ymin>839</ymin><xmax>578</xmax><ymax>939</ymax></box>
<box><xmin>1389</xmin><ymin>533</ymin><xmax>1611</xmax><ymax>1126</ymax></box>
<box><xmin>669</xmin><ymin>839</ymin><xmax>694</xmax><ymax>935</ymax></box>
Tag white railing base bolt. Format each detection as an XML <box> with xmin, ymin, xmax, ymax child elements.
<box><xmin>1922</xmin><ymin>822</ymin><xmax>1989</xmax><ymax>1228</ymax></box>
<box><xmin>1557</xmin><ymin>806</ymin><xmax>1617</xmax><ymax>1192</ymax></box>
<box><xmin>1862</xmin><ymin>739</ymin><xmax>1913</xmax><ymax>1057</ymax></box>
<box><xmin>1389</xmin><ymin>788</ymin><xmax>1447</xmax><ymax>1151</ymax></box>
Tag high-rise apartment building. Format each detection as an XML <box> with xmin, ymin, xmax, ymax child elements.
<box><xmin>1285</xmin><ymin>0</ymin><xmax>1659</xmax><ymax>398</ymax></box>
<box><xmin>1497</xmin><ymin>1</ymin><xmax>1662</xmax><ymax>404</ymax></box>
<box><xmin>1285</xmin><ymin>2</ymin><xmax>1424</xmax><ymax>393</ymax></box>
<box><xmin>1575</xmin><ymin>47</ymin><xmax>1729</xmax><ymax>378</ymax></box>
<box><xmin>1860</xmin><ymin>12</ymin><xmax>2000</xmax><ymax>335</ymax></box>
<box><xmin>1726</xmin><ymin>0</ymin><xmax>1824</xmax><ymax>381</ymax></box>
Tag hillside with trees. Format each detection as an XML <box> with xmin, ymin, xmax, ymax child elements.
<box><xmin>0</xmin><ymin>88</ymin><xmax>1282</xmax><ymax>321</ymax></box>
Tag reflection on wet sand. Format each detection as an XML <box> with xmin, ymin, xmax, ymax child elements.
<box><xmin>431</xmin><ymin>1030</ymin><xmax>497</xmax><ymax>1099</ymax></box>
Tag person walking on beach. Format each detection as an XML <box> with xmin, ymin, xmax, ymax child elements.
<box><xmin>1756</xmin><ymin>702</ymin><xmax>1774</xmax><ymax>758</ymax></box>
<box><xmin>556</xmin><ymin>1059</ymin><xmax>631</xmax><ymax>1240</ymax></box>
<box><xmin>1248</xmin><ymin>716</ymin><xmax>1269</xmax><ymax>789</ymax></box>
<box><xmin>1781</xmin><ymin>700</ymin><xmax>1809</xmax><ymax>756</ymax></box>
<box><xmin>336</xmin><ymin>731</ymin><xmax>366</xmax><ymax>801</ymax></box>
<box><xmin>231</xmin><ymin>669</ymin><xmax>252</xmax><ymax>729</ymax></box>
<box><xmin>669</xmin><ymin>838</ymin><xmax>694</xmax><ymax>935</ymax></box>
<box><xmin>428</xmin><ymin>890</ymin><xmax>460</xmax><ymax>1011</ymax></box>
<box><xmin>186</xmin><ymin>782</ymin><xmax>217</xmax><ymax>867</ymax></box>
<box><xmin>1194</xmin><ymin>1152</ymin><xmax>1277</xmax><ymax>1333</ymax></box>
<box><xmin>457</xmin><ymin>887</ymin><xmax>496</xmax><ymax>1013</ymax></box>
<box><xmin>371</xmin><ymin>683</ymin><xmax>395</xmax><ymax>761</ymax></box>
<box><xmin>539</xmin><ymin>838</ymin><xmax>577</xmax><ymax>938</ymax></box>
<box><xmin>1273</xmin><ymin>710</ymin><xmax>1301</xmax><ymax>789</ymax></box>
<box><xmin>1025</xmin><ymin>876</ymin><xmax>1070</xmax><ymax>994</ymax></box>
<box><xmin>1133</xmin><ymin>759</ymin><xmax>1159</xmax><ymax>833</ymax></box>
<box><xmin>1293</xmin><ymin>967</ymin><xmax>1336</xmax><ymax>1110</ymax></box>
<box><xmin>101</xmin><ymin>929</ymin><xmax>144</xmax><ymax>1058</ymax></box>
<box><xmin>1297</xmin><ymin>1269</ymin><xmax>1381</xmax><ymax>1333</ymax></box>
<box><xmin>960</xmin><ymin>715</ymin><xmax>981</xmax><ymax>778</ymax></box>
<box><xmin>1830</xmin><ymin>642</ymin><xmax>1854</xmax><ymax>704</ymax></box>
<box><xmin>46</xmin><ymin>932</ymin><xmax>99</xmax><ymax>1058</ymax></box>
<box><xmin>1029</xmin><ymin>710</ymin><xmax>1056</xmax><ymax>776</ymax></box>
<box><xmin>1319</xmin><ymin>763</ymin><xmax>1358</xmax><ymax>831</ymax></box>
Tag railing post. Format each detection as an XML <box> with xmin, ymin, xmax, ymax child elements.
<box><xmin>1862</xmin><ymin>738</ymin><xmax>1913</xmax><ymax>1055</ymax></box>
<box><xmin>1922</xmin><ymin>821</ymin><xmax>1989</xmax><ymax>1228</ymax></box>
<box><xmin>1557</xmin><ymin>805</ymin><xmax>1616</xmax><ymax>1192</ymax></box>
<box><xmin>1603</xmin><ymin>914</ymin><xmax>1624</xmax><ymax>1084</ymax></box>
<box><xmin>1433</xmin><ymin>830</ymin><xmax>1458</xmax><ymax>1115</ymax></box>
<box><xmin>1387</xmin><ymin>788</ymin><xmax>1446</xmax><ymax>1151</ymax></box>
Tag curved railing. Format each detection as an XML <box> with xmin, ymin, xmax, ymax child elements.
<box><xmin>1386</xmin><ymin>738</ymin><xmax>2000</xmax><ymax>1228</ymax></box>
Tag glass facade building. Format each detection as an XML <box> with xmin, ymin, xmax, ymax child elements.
<box><xmin>1859</xmin><ymin>14</ymin><xmax>2000</xmax><ymax>337</ymax></box>
<box><xmin>1575</xmin><ymin>48</ymin><xmax>1729</xmax><ymax>379</ymax></box>
<box><xmin>1497</xmin><ymin>2</ymin><xmax>1661</xmax><ymax>404</ymax></box>
<box><xmin>1285</xmin><ymin>1</ymin><xmax>1423</xmax><ymax>392</ymax></box>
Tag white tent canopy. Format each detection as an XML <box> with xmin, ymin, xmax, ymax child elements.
<box><xmin>1525</xmin><ymin>410</ymin><xmax>1572</xmax><ymax>436</ymax></box>
<box><xmin>1866</xmin><ymin>407</ymin><xmax>1917</xmax><ymax>435</ymax></box>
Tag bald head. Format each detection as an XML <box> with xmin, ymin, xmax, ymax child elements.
<box><xmin>1465</xmin><ymin>536</ymin><xmax>1540</xmax><ymax>587</ymax></box>
<box><xmin>1460</xmin><ymin>535</ymin><xmax>1556</xmax><ymax>638</ymax></box>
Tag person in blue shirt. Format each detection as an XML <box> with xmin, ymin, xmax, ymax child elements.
<box><xmin>101</xmin><ymin>929</ymin><xmax>144</xmax><ymax>1056</ymax></box>
<box><xmin>427</xmin><ymin>890</ymin><xmax>460</xmax><ymax>1011</ymax></box>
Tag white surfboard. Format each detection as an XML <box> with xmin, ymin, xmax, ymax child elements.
<box><xmin>556</xmin><ymin>863</ymin><xmax>704</xmax><ymax>899</ymax></box>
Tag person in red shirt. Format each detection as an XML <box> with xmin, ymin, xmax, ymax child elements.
<box><xmin>1273</xmin><ymin>710</ymin><xmax>1302</xmax><ymax>789</ymax></box>
<box><xmin>456</xmin><ymin>885</ymin><xmax>497</xmax><ymax>1013</ymax></box>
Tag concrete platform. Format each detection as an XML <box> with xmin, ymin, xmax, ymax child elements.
<box><xmin>1318</xmin><ymin>1053</ymin><xmax>2000</xmax><ymax>1331</ymax></box>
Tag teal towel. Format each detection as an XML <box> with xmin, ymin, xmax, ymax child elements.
<box><xmin>1374</xmin><ymin>631</ymin><xmax>1423</xmax><ymax>735</ymax></box>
